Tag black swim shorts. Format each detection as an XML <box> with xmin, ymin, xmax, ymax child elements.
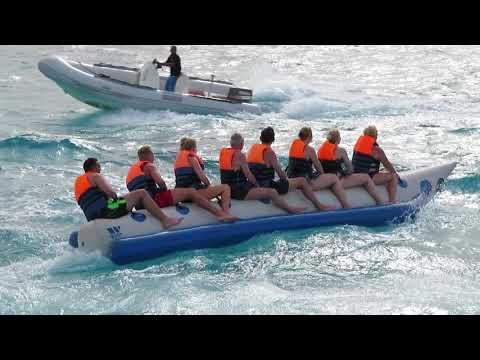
<box><xmin>99</xmin><ymin>198</ymin><xmax>129</xmax><ymax>219</ymax></box>
<box><xmin>230</xmin><ymin>182</ymin><xmax>255</xmax><ymax>200</ymax></box>
<box><xmin>270</xmin><ymin>178</ymin><xmax>290</xmax><ymax>195</ymax></box>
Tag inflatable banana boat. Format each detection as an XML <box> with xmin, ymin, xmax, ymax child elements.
<box><xmin>38</xmin><ymin>56</ymin><xmax>261</xmax><ymax>115</ymax></box>
<box><xmin>68</xmin><ymin>162</ymin><xmax>456</xmax><ymax>265</ymax></box>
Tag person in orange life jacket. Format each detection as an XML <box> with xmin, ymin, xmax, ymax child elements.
<box><xmin>219</xmin><ymin>133</ymin><xmax>306</xmax><ymax>214</ymax></box>
<box><xmin>174</xmin><ymin>137</ymin><xmax>234</xmax><ymax>215</ymax></box>
<box><xmin>127</xmin><ymin>145</ymin><xmax>239</xmax><ymax>222</ymax></box>
<box><xmin>287</xmin><ymin>127</ymin><xmax>351</xmax><ymax>209</ymax></box>
<box><xmin>74</xmin><ymin>158</ymin><xmax>182</xmax><ymax>229</ymax></box>
<box><xmin>317</xmin><ymin>129</ymin><xmax>387</xmax><ymax>205</ymax></box>
<box><xmin>351</xmin><ymin>125</ymin><xmax>399</xmax><ymax>203</ymax></box>
<box><xmin>247</xmin><ymin>127</ymin><xmax>336</xmax><ymax>211</ymax></box>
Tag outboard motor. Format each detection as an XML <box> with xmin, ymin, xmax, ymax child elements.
<box><xmin>138</xmin><ymin>61</ymin><xmax>159</xmax><ymax>89</ymax></box>
<box><xmin>227</xmin><ymin>88</ymin><xmax>253</xmax><ymax>103</ymax></box>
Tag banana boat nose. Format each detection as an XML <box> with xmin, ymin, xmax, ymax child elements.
<box><xmin>38</xmin><ymin>55</ymin><xmax>62</xmax><ymax>79</ymax></box>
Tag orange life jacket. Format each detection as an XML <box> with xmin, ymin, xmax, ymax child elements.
<box><xmin>288</xmin><ymin>139</ymin><xmax>307</xmax><ymax>159</ymax></box>
<box><xmin>352</xmin><ymin>135</ymin><xmax>380</xmax><ymax>175</ymax></box>
<box><xmin>286</xmin><ymin>139</ymin><xmax>314</xmax><ymax>179</ymax></box>
<box><xmin>74</xmin><ymin>172</ymin><xmax>107</xmax><ymax>221</ymax></box>
<box><xmin>247</xmin><ymin>143</ymin><xmax>269</xmax><ymax>164</ymax></box>
<box><xmin>317</xmin><ymin>140</ymin><xmax>337</xmax><ymax>161</ymax></box>
<box><xmin>174</xmin><ymin>150</ymin><xmax>205</xmax><ymax>188</ymax></box>
<box><xmin>219</xmin><ymin>147</ymin><xmax>246</xmax><ymax>185</ymax></box>
<box><xmin>354</xmin><ymin>135</ymin><xmax>376</xmax><ymax>155</ymax></box>
<box><xmin>126</xmin><ymin>160</ymin><xmax>165</xmax><ymax>195</ymax></box>
<box><xmin>317</xmin><ymin>140</ymin><xmax>344</xmax><ymax>175</ymax></box>
<box><xmin>247</xmin><ymin>143</ymin><xmax>275</xmax><ymax>184</ymax></box>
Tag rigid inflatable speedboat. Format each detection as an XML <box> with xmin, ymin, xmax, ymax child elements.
<box><xmin>38</xmin><ymin>56</ymin><xmax>261</xmax><ymax>115</ymax></box>
<box><xmin>68</xmin><ymin>162</ymin><xmax>456</xmax><ymax>265</ymax></box>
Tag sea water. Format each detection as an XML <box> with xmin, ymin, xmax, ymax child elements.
<box><xmin>0</xmin><ymin>45</ymin><xmax>479</xmax><ymax>314</ymax></box>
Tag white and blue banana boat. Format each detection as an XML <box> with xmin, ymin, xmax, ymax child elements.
<box><xmin>38</xmin><ymin>55</ymin><xmax>261</xmax><ymax>115</ymax></box>
<box><xmin>69</xmin><ymin>162</ymin><xmax>456</xmax><ymax>265</ymax></box>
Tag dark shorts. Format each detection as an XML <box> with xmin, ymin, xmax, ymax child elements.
<box><xmin>369</xmin><ymin>171</ymin><xmax>379</xmax><ymax>179</ymax></box>
<box><xmin>270</xmin><ymin>178</ymin><xmax>290</xmax><ymax>195</ymax></box>
<box><xmin>288</xmin><ymin>171</ymin><xmax>320</xmax><ymax>181</ymax></box>
<box><xmin>230</xmin><ymin>182</ymin><xmax>255</xmax><ymax>200</ymax></box>
<box><xmin>309</xmin><ymin>171</ymin><xmax>321</xmax><ymax>180</ymax></box>
<box><xmin>98</xmin><ymin>198</ymin><xmax>129</xmax><ymax>220</ymax></box>
<box><xmin>153</xmin><ymin>189</ymin><xmax>175</xmax><ymax>208</ymax></box>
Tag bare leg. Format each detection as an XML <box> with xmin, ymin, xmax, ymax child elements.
<box><xmin>373</xmin><ymin>172</ymin><xmax>398</xmax><ymax>203</ymax></box>
<box><xmin>171</xmin><ymin>188</ymin><xmax>239</xmax><ymax>222</ymax></box>
<box><xmin>310</xmin><ymin>174</ymin><xmax>351</xmax><ymax>208</ymax></box>
<box><xmin>196</xmin><ymin>185</ymin><xmax>232</xmax><ymax>213</ymax></box>
<box><xmin>340</xmin><ymin>174</ymin><xmax>387</xmax><ymax>205</ymax></box>
<box><xmin>288</xmin><ymin>177</ymin><xmax>337</xmax><ymax>211</ymax></box>
<box><xmin>123</xmin><ymin>190</ymin><xmax>183</xmax><ymax>229</ymax></box>
<box><xmin>245</xmin><ymin>188</ymin><xmax>306</xmax><ymax>214</ymax></box>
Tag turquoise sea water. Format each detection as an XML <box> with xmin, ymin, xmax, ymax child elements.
<box><xmin>0</xmin><ymin>45</ymin><xmax>479</xmax><ymax>314</ymax></box>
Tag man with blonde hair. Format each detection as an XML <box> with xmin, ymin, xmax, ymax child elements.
<box><xmin>351</xmin><ymin>125</ymin><xmax>399</xmax><ymax>203</ymax></box>
<box><xmin>126</xmin><ymin>145</ymin><xmax>239</xmax><ymax>222</ymax></box>
<box><xmin>317</xmin><ymin>128</ymin><xmax>387</xmax><ymax>205</ymax></box>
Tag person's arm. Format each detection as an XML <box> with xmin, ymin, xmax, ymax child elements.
<box><xmin>153</xmin><ymin>57</ymin><xmax>173</xmax><ymax>68</ymax></box>
<box><xmin>306</xmin><ymin>146</ymin><xmax>325</xmax><ymax>174</ymax></box>
<box><xmin>375</xmin><ymin>147</ymin><xmax>398</xmax><ymax>175</ymax></box>
<box><xmin>144</xmin><ymin>163</ymin><xmax>167</xmax><ymax>190</ymax></box>
<box><xmin>337</xmin><ymin>147</ymin><xmax>353</xmax><ymax>174</ymax></box>
<box><xmin>188</xmin><ymin>156</ymin><xmax>211</xmax><ymax>186</ymax></box>
<box><xmin>89</xmin><ymin>173</ymin><xmax>118</xmax><ymax>200</ymax></box>
<box><xmin>158</xmin><ymin>55</ymin><xmax>177</xmax><ymax>67</ymax></box>
<box><xmin>265</xmin><ymin>149</ymin><xmax>287</xmax><ymax>180</ymax></box>
<box><xmin>236</xmin><ymin>152</ymin><xmax>259</xmax><ymax>186</ymax></box>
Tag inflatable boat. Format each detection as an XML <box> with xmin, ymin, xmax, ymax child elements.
<box><xmin>38</xmin><ymin>56</ymin><xmax>261</xmax><ymax>115</ymax></box>
<box><xmin>68</xmin><ymin>162</ymin><xmax>456</xmax><ymax>265</ymax></box>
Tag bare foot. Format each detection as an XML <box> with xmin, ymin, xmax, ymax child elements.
<box><xmin>218</xmin><ymin>214</ymin><xmax>241</xmax><ymax>222</ymax></box>
<box><xmin>288</xmin><ymin>206</ymin><xmax>307</xmax><ymax>214</ymax></box>
<box><xmin>163</xmin><ymin>216</ymin><xmax>183</xmax><ymax>229</ymax></box>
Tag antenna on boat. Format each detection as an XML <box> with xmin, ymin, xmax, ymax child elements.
<box><xmin>208</xmin><ymin>74</ymin><xmax>214</xmax><ymax>98</ymax></box>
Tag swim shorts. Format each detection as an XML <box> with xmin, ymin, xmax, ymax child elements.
<box><xmin>99</xmin><ymin>198</ymin><xmax>129</xmax><ymax>219</ymax></box>
<box><xmin>229</xmin><ymin>182</ymin><xmax>255</xmax><ymax>200</ymax></box>
<box><xmin>154</xmin><ymin>189</ymin><xmax>175</xmax><ymax>208</ymax></box>
<box><xmin>270</xmin><ymin>178</ymin><xmax>290</xmax><ymax>195</ymax></box>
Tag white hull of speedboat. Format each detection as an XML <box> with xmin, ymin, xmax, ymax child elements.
<box><xmin>38</xmin><ymin>56</ymin><xmax>261</xmax><ymax>115</ymax></box>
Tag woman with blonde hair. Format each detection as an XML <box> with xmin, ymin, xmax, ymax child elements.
<box><xmin>174</xmin><ymin>137</ymin><xmax>236</xmax><ymax>215</ymax></box>
<box><xmin>317</xmin><ymin>128</ymin><xmax>387</xmax><ymax>205</ymax></box>
<box><xmin>350</xmin><ymin>125</ymin><xmax>399</xmax><ymax>203</ymax></box>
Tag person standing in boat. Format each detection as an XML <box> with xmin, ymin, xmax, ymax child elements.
<box><xmin>317</xmin><ymin>129</ymin><xmax>387</xmax><ymax>205</ymax></box>
<box><xmin>153</xmin><ymin>45</ymin><xmax>181</xmax><ymax>92</ymax></box>
<box><xmin>286</xmin><ymin>127</ymin><xmax>352</xmax><ymax>208</ymax></box>
<box><xmin>219</xmin><ymin>133</ymin><xmax>306</xmax><ymax>214</ymax></box>
<box><xmin>351</xmin><ymin>125</ymin><xmax>399</xmax><ymax>203</ymax></box>
<box><xmin>126</xmin><ymin>145</ymin><xmax>238</xmax><ymax>222</ymax></box>
<box><xmin>246</xmin><ymin>127</ymin><xmax>336</xmax><ymax>211</ymax></box>
<box><xmin>74</xmin><ymin>158</ymin><xmax>183</xmax><ymax>229</ymax></box>
<box><xmin>174</xmin><ymin>137</ymin><xmax>235</xmax><ymax>216</ymax></box>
